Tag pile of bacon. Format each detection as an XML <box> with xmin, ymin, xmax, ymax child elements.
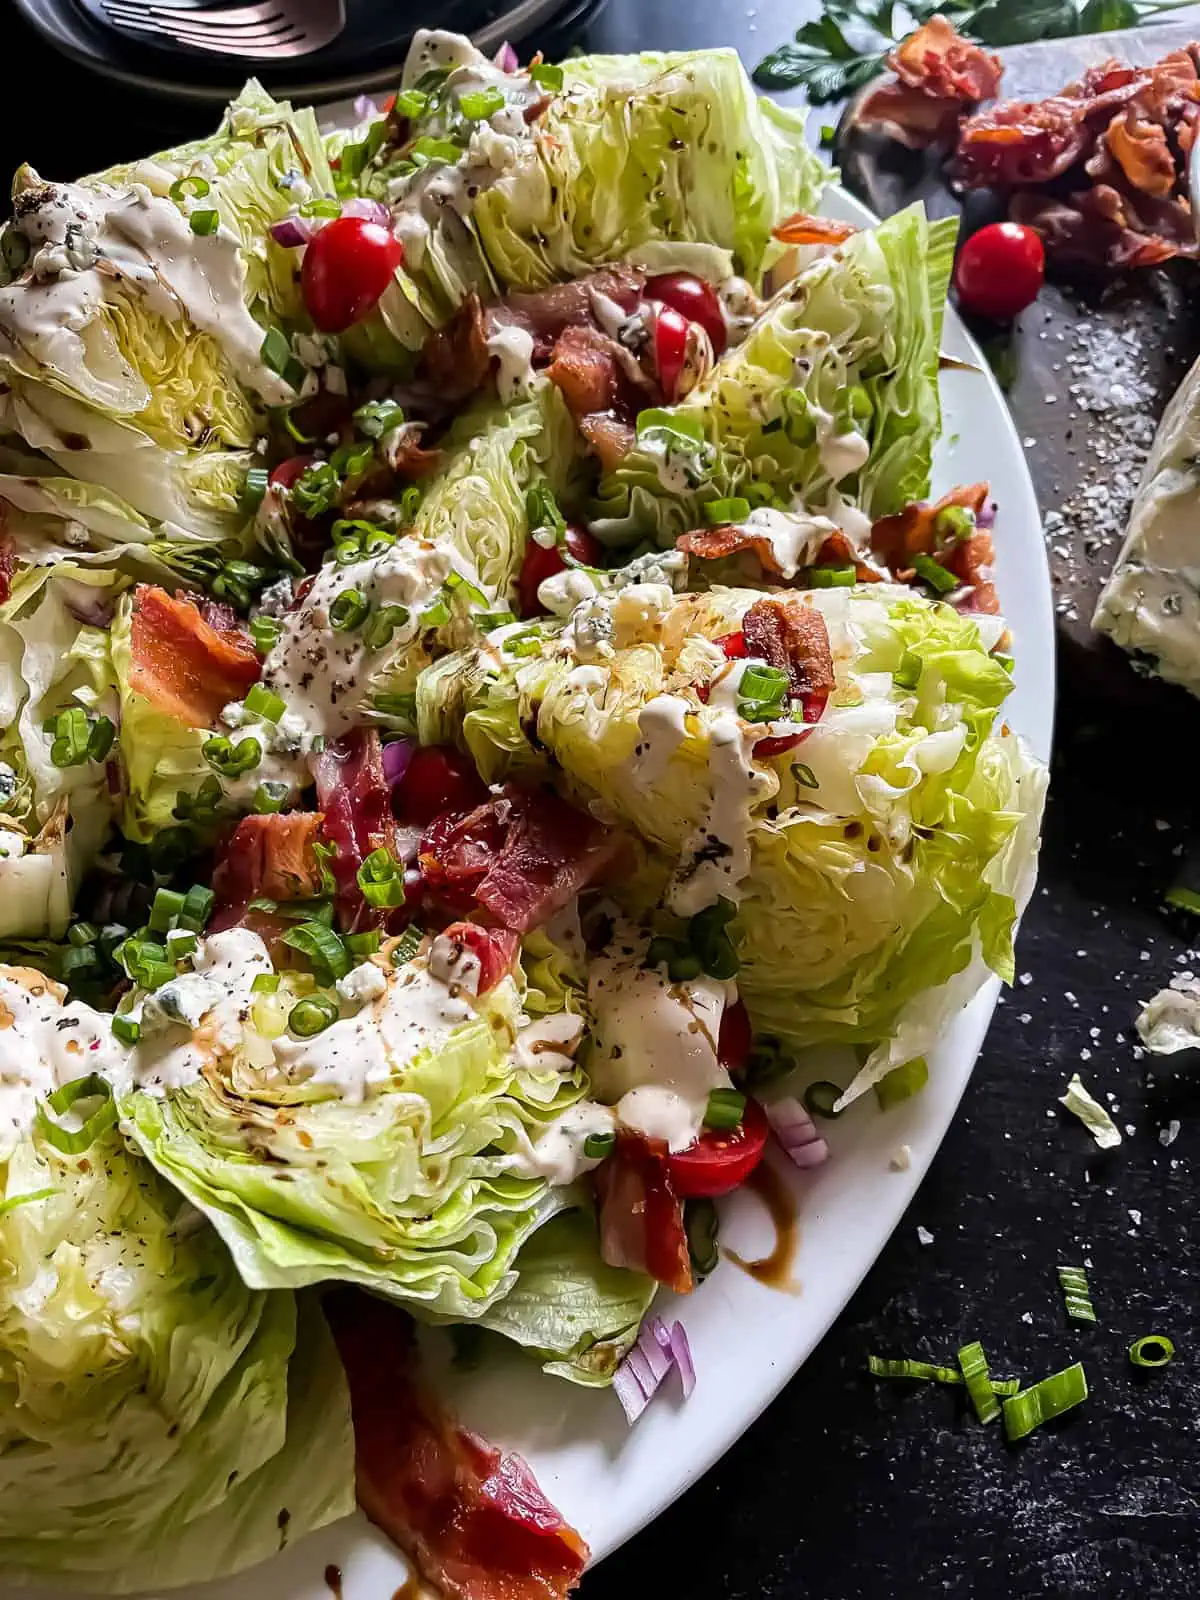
<box><xmin>857</xmin><ymin>14</ymin><xmax>1200</xmax><ymax>270</ymax></box>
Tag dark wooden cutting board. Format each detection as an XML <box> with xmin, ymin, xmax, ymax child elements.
<box><xmin>835</xmin><ymin>20</ymin><xmax>1200</xmax><ymax>714</ymax></box>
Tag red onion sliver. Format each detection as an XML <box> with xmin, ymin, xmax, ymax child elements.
<box><xmin>667</xmin><ymin>1321</ymin><xmax>696</xmax><ymax>1397</ymax></box>
<box><xmin>612</xmin><ymin>1362</ymin><xmax>648</xmax><ymax>1424</ymax></box>
<box><xmin>353</xmin><ymin>93</ymin><xmax>376</xmax><ymax>121</ymax></box>
<box><xmin>493</xmin><ymin>40</ymin><xmax>519</xmax><ymax>72</ymax></box>
<box><xmin>766</xmin><ymin>1096</ymin><xmax>830</xmax><ymax>1170</ymax></box>
<box><xmin>381</xmin><ymin>737</ymin><xmax>414</xmax><ymax>787</ymax></box>
<box><xmin>341</xmin><ymin>197</ymin><xmax>390</xmax><ymax>227</ymax></box>
<box><xmin>639</xmin><ymin>1318</ymin><xmax>673</xmax><ymax>1385</ymax></box>
<box><xmin>270</xmin><ymin>215</ymin><xmax>312</xmax><ymax>248</ymax></box>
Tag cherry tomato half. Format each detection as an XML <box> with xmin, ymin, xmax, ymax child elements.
<box><xmin>666</xmin><ymin>1095</ymin><xmax>769</xmax><ymax>1199</ymax></box>
<box><xmin>516</xmin><ymin>523</ymin><xmax>604</xmax><ymax>618</ymax></box>
<box><xmin>651</xmin><ymin>303</ymin><xmax>690</xmax><ymax>403</ymax></box>
<box><xmin>646</xmin><ymin>272</ymin><xmax>727</xmax><ymax>357</ymax></box>
<box><xmin>953</xmin><ymin>222</ymin><xmax>1044</xmax><ymax>321</ymax></box>
<box><xmin>301</xmin><ymin>216</ymin><xmax>405</xmax><ymax>333</ymax></box>
<box><xmin>718</xmin><ymin>999</ymin><xmax>752</xmax><ymax>1074</ymax></box>
<box><xmin>394</xmin><ymin>744</ymin><xmax>488</xmax><ymax>827</ymax></box>
<box><xmin>439</xmin><ymin>922</ymin><xmax>519</xmax><ymax>994</ymax></box>
<box><xmin>268</xmin><ymin>455</ymin><xmax>314</xmax><ymax>491</ymax></box>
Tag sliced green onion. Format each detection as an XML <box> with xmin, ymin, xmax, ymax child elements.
<box><xmin>390</xmin><ymin>925</ymin><xmax>424</xmax><ymax>966</ymax></box>
<box><xmin>61</xmin><ymin>945</ymin><xmax>100</xmax><ymax>980</ymax></box>
<box><xmin>330</xmin><ymin>439</ymin><xmax>375</xmax><ymax>480</ymax></box>
<box><xmin>1165</xmin><ymin>884</ymin><xmax>1200</xmax><ymax>916</ymax></box>
<box><xmin>958</xmin><ymin>1341</ymin><xmax>1001</xmax><ymax>1425</ymax></box>
<box><xmin>894</xmin><ymin>649</ymin><xmax>923</xmax><ymax>691</ymax></box>
<box><xmin>525</xmin><ymin>482</ymin><xmax>565</xmax><ymax>536</ymax></box>
<box><xmin>529</xmin><ymin>62</ymin><xmax>564</xmax><ymax>89</ymax></box>
<box><xmin>704</xmin><ymin>1088</ymin><xmax>746</xmax><ymax>1130</ymax></box>
<box><xmin>260</xmin><ymin>327</ymin><xmax>293</xmax><ymax>377</ymax></box>
<box><xmin>504</xmin><ymin>629</ymin><xmax>546</xmax><ymax>659</ymax></box>
<box><xmin>400</xmin><ymin>484</ymin><xmax>422</xmax><ymax>521</ymax></box>
<box><xmin>1058</xmin><ymin>1264</ymin><xmax>1097</xmax><ymax>1324</ymax></box>
<box><xmin>1003</xmin><ymin>1362</ymin><xmax>1088</xmax><ymax>1441</ymax></box>
<box><xmin>165</xmin><ymin>928</ymin><xmax>197</xmax><ymax>959</ymax></box>
<box><xmin>282</xmin><ymin>920</ymin><xmax>351</xmax><ymax>983</ymax></box>
<box><xmin>354</xmin><ymin>398</ymin><xmax>405</xmax><ymax>439</ymax></box>
<box><xmin>289</xmin><ymin>993</ymin><xmax>339</xmax><ymax>1036</ymax></box>
<box><xmin>253</xmin><ymin>781</ymin><xmax>290</xmax><ymax>814</ymax></box>
<box><xmin>804</xmin><ymin>1080</ymin><xmax>843</xmax><ymax>1119</ymax></box>
<box><xmin>357</xmin><ymin>847</ymin><xmax>406</xmax><ymax>909</ymax></box>
<box><xmin>936</xmin><ymin>504</ymin><xmax>976</xmax><ymax>543</ymax></box>
<box><xmin>0</xmin><ymin>1186</ymin><xmax>59</xmax><ymax>1216</ymax></box>
<box><xmin>244</xmin><ymin>683</ymin><xmax>285</xmax><ymax>723</ymax></box>
<box><xmin>298</xmin><ymin>196</ymin><xmax>341</xmax><ymax>218</ymax></box>
<box><xmin>444</xmin><ymin>570</ymin><xmax>490</xmax><ymax>608</ymax></box>
<box><xmin>1129</xmin><ymin>1334</ymin><xmax>1174</xmax><ymax>1369</ymax></box>
<box><xmin>178</xmin><ymin>885</ymin><xmax>215</xmax><ymax>932</ymax></box>
<box><xmin>459</xmin><ymin>85</ymin><xmax>506</xmax><ymax>120</ymax></box>
<box><xmin>474</xmin><ymin>609</ymin><xmax>518</xmax><ymax>633</ymax></box>
<box><xmin>111</xmin><ymin>1012</ymin><xmax>142</xmax><ymax>1045</ymax></box>
<box><xmin>250</xmin><ymin>614</ymin><xmax>281</xmax><ymax>653</ymax></box>
<box><xmin>912</xmin><ymin>554</ymin><xmax>958</xmax><ymax>595</ymax></box>
<box><xmin>739</xmin><ymin>665</ymin><xmax>788</xmax><ymax>701</ymax></box>
<box><xmin>346</xmin><ymin>930</ymin><xmax>382</xmax><ymax>959</ymax></box>
<box><xmin>990</xmin><ymin>1378</ymin><xmax>1021</xmax><ymax>1398</ymax></box>
<box><xmin>410</xmin><ymin>136</ymin><xmax>464</xmax><ymax>165</ymax></box>
<box><xmin>169</xmin><ymin>174</ymin><xmax>211</xmax><ymax>201</ymax></box>
<box><xmin>363</xmin><ymin>604</ymin><xmax>411</xmax><ymax>651</ymax></box>
<box><xmin>392</xmin><ymin>88</ymin><xmax>430</xmax><ymax>118</ymax></box>
<box><xmin>67</xmin><ymin>921</ymin><xmax>100</xmax><ymax>948</ymax></box>
<box><xmin>875</xmin><ymin>1056</ymin><xmax>929</xmax><ymax>1110</ymax></box>
<box><xmin>867</xmin><ymin>1356</ymin><xmax>962</xmax><ymax>1385</ymax></box>
<box><xmin>583</xmin><ymin>1131</ymin><xmax>616</xmax><ymax>1159</ymax></box>
<box><xmin>331</xmin><ymin>588</ymin><xmax>370</xmax><ymax>632</ymax></box>
<box><xmin>790</xmin><ymin>761</ymin><xmax>819</xmax><ymax>790</ymax></box>
<box><xmin>292</xmin><ymin>461</ymin><xmax>341</xmax><ymax>518</ymax></box>
<box><xmin>87</xmin><ymin>715</ymin><xmax>116</xmax><ymax>762</ymax></box>
<box><xmin>45</xmin><ymin>707</ymin><xmax>90</xmax><ymax>767</ymax></box>
<box><xmin>148</xmin><ymin>887</ymin><xmax>186</xmax><ymax>933</ymax></box>
<box><xmin>202</xmin><ymin>734</ymin><xmax>262</xmax><ymax>779</ymax></box>
<box><xmin>35</xmin><ymin>1074</ymin><xmax>117</xmax><ymax>1155</ymax></box>
<box><xmin>703</xmin><ymin>496</ymin><xmax>751</xmax><ymax>525</ymax></box>
<box><xmin>685</xmin><ymin>1196</ymin><xmax>720</xmax><ymax>1278</ymax></box>
<box><xmin>189</xmin><ymin>209</ymin><xmax>219</xmax><ymax>236</ymax></box>
<box><xmin>806</xmin><ymin>565</ymin><xmax>856</xmax><ymax>588</ymax></box>
<box><xmin>646</xmin><ymin>935</ymin><xmax>702</xmax><ymax>983</ymax></box>
<box><xmin>281</xmin><ymin>407</ymin><xmax>315</xmax><ymax>444</ymax></box>
<box><xmin>252</xmin><ymin>972</ymin><xmax>281</xmax><ymax>994</ymax></box>
<box><xmin>242</xmin><ymin>466</ymin><xmax>269</xmax><ymax>512</ymax></box>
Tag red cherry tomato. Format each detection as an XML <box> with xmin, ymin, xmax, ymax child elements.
<box><xmin>438</xmin><ymin>922</ymin><xmax>520</xmax><ymax>994</ymax></box>
<box><xmin>953</xmin><ymin>222</ymin><xmax>1044</xmax><ymax>321</ymax></box>
<box><xmin>646</xmin><ymin>272</ymin><xmax>727</xmax><ymax>357</ymax></box>
<box><xmin>718</xmin><ymin>999</ymin><xmax>752</xmax><ymax>1074</ymax></box>
<box><xmin>394</xmin><ymin>744</ymin><xmax>488</xmax><ymax>827</ymax></box>
<box><xmin>515</xmin><ymin>523</ymin><xmax>603</xmax><ymax>618</ymax></box>
<box><xmin>717</xmin><ymin>630</ymin><xmax>746</xmax><ymax>659</ymax></box>
<box><xmin>301</xmin><ymin>216</ymin><xmax>405</xmax><ymax>333</ymax></box>
<box><xmin>666</xmin><ymin>1096</ymin><xmax>769</xmax><ymax>1199</ymax></box>
<box><xmin>268</xmin><ymin>455</ymin><xmax>314</xmax><ymax>490</ymax></box>
<box><xmin>651</xmin><ymin>304</ymin><xmax>690</xmax><ymax>403</ymax></box>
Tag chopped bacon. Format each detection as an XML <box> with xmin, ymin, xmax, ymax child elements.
<box><xmin>814</xmin><ymin>529</ymin><xmax>885</xmax><ymax>583</ymax></box>
<box><xmin>326</xmin><ymin>1291</ymin><xmax>589</xmax><ymax>1600</ymax></box>
<box><xmin>870</xmin><ymin>483</ymin><xmax>990</xmax><ymax>566</ymax></box>
<box><xmin>771</xmin><ymin>213</ymin><xmax>858</xmax><ymax>247</ymax></box>
<box><xmin>594</xmin><ymin>1132</ymin><xmax>692</xmax><ymax>1295</ymax></box>
<box><xmin>943</xmin><ymin>528</ymin><xmax>1000</xmax><ymax>614</ymax></box>
<box><xmin>1103</xmin><ymin>109</ymin><xmax>1177</xmax><ymax>198</ymax></box>
<box><xmin>379</xmin><ymin>423</ymin><xmax>442</xmax><ymax>480</ymax></box>
<box><xmin>678</xmin><ymin>524</ymin><xmax>788</xmax><ymax>577</ymax></box>
<box><xmin>578</xmin><ymin>414</ymin><xmax>636</xmax><ymax>471</ymax></box>
<box><xmin>857</xmin><ymin>16</ymin><xmax>1003</xmax><ymax>150</ymax></box>
<box><xmin>954</xmin><ymin>97</ymin><xmax>1094</xmax><ymax>187</ymax></box>
<box><xmin>420</xmin><ymin>292</ymin><xmax>493</xmax><ymax>404</ymax></box>
<box><xmin>127</xmin><ymin>585</ymin><xmax>261</xmax><ymax>728</ymax></box>
<box><xmin>546</xmin><ymin>324</ymin><xmax>659</xmax><ymax>468</ymax></box>
<box><xmin>741</xmin><ymin>595</ymin><xmax>835</xmax><ymax>720</ymax></box>
<box><xmin>438</xmin><ymin>922</ymin><xmax>521</xmax><ymax>994</ymax></box>
<box><xmin>212</xmin><ymin>812</ymin><xmax>327</xmax><ymax>908</ymax></box>
<box><xmin>419</xmin><ymin>785</ymin><xmax>621</xmax><ymax>934</ymax></box>
<box><xmin>0</xmin><ymin>519</ymin><xmax>13</xmax><ymax>607</ymax></box>
<box><xmin>489</xmin><ymin>265</ymin><xmax>645</xmax><ymax>362</ymax></box>
<box><xmin>312</xmin><ymin>729</ymin><xmax>398</xmax><ymax>929</ymax></box>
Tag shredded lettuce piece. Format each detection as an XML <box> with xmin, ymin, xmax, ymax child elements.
<box><xmin>1058</xmin><ymin>1073</ymin><xmax>1122</xmax><ymax>1149</ymax></box>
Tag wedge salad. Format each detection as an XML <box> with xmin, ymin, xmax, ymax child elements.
<box><xmin>0</xmin><ymin>29</ymin><xmax>1047</xmax><ymax>1600</ymax></box>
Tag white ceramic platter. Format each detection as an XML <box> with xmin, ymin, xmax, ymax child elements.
<box><xmin>22</xmin><ymin>185</ymin><xmax>1054</xmax><ymax>1600</ymax></box>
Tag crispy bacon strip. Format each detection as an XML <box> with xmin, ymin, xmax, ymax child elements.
<box><xmin>1104</xmin><ymin>109</ymin><xmax>1177</xmax><ymax>198</ymax></box>
<box><xmin>771</xmin><ymin>213</ymin><xmax>858</xmax><ymax>247</ymax></box>
<box><xmin>741</xmin><ymin>595</ymin><xmax>835</xmax><ymax>711</ymax></box>
<box><xmin>944</xmin><ymin>529</ymin><xmax>1000</xmax><ymax>614</ymax></box>
<box><xmin>677</xmin><ymin>524</ymin><xmax>790</xmax><ymax>576</ymax></box>
<box><xmin>490</xmin><ymin>265</ymin><xmax>645</xmax><ymax>361</ymax></box>
<box><xmin>869</xmin><ymin>483</ymin><xmax>990</xmax><ymax>565</ymax></box>
<box><xmin>326</xmin><ymin>1292</ymin><xmax>589</xmax><ymax>1600</ymax></box>
<box><xmin>128</xmin><ymin>585</ymin><xmax>261</xmax><ymax>728</ymax></box>
<box><xmin>857</xmin><ymin>16</ymin><xmax>1003</xmax><ymax>150</ymax></box>
<box><xmin>212</xmin><ymin>812</ymin><xmax>326</xmax><ymax>907</ymax></box>
<box><xmin>546</xmin><ymin>325</ymin><xmax>659</xmax><ymax>468</ymax></box>
<box><xmin>312</xmin><ymin>729</ymin><xmax>398</xmax><ymax>929</ymax></box>
<box><xmin>420</xmin><ymin>292</ymin><xmax>493</xmax><ymax>403</ymax></box>
<box><xmin>0</xmin><ymin>518</ymin><xmax>13</xmax><ymax>607</ymax></box>
<box><xmin>578</xmin><ymin>415</ymin><xmax>637</xmax><ymax>472</ymax></box>
<box><xmin>594</xmin><ymin>1132</ymin><xmax>692</xmax><ymax>1294</ymax></box>
<box><xmin>815</xmin><ymin>529</ymin><xmax>884</xmax><ymax>583</ymax></box>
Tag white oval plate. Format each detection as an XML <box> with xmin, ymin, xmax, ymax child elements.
<box><xmin>28</xmin><ymin>186</ymin><xmax>1053</xmax><ymax>1600</ymax></box>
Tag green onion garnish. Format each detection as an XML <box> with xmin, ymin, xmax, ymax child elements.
<box><xmin>35</xmin><ymin>1074</ymin><xmax>117</xmax><ymax>1155</ymax></box>
<box><xmin>583</xmin><ymin>1131</ymin><xmax>616</xmax><ymax>1159</ymax></box>
<box><xmin>410</xmin><ymin>136</ymin><xmax>464</xmax><ymax>165</ymax></box>
<box><xmin>291</xmin><ymin>461</ymin><xmax>341</xmax><ymax>518</ymax></box>
<box><xmin>251</xmin><ymin>973</ymin><xmax>280</xmax><ymax>994</ymax></box>
<box><xmin>282</xmin><ymin>920</ymin><xmax>351</xmax><ymax>984</ymax></box>
<box><xmin>111</xmin><ymin>1013</ymin><xmax>142</xmax><ymax>1046</ymax></box>
<box><xmin>1129</xmin><ymin>1334</ymin><xmax>1174</xmax><ymax>1369</ymax></box>
<box><xmin>704</xmin><ymin>1088</ymin><xmax>746</xmax><ymax>1130</ymax></box>
<box><xmin>803</xmin><ymin>1081</ymin><xmax>843</xmax><ymax>1119</ymax></box>
<box><xmin>250</xmin><ymin>615</ymin><xmax>281</xmax><ymax>653</ymax></box>
<box><xmin>354</xmin><ymin>398</ymin><xmax>405</xmax><ymax>439</ymax></box>
<box><xmin>400</xmin><ymin>484</ymin><xmax>422</xmax><ymax>521</ymax></box>
<box><xmin>67</xmin><ymin>921</ymin><xmax>100</xmax><ymax>948</ymax></box>
<box><xmin>875</xmin><ymin>1056</ymin><xmax>929</xmax><ymax>1109</ymax></box>
<box><xmin>525</xmin><ymin>482</ymin><xmax>566</xmax><ymax>536</ymax></box>
<box><xmin>148</xmin><ymin>887</ymin><xmax>186</xmax><ymax>933</ymax></box>
<box><xmin>346</xmin><ymin>930</ymin><xmax>382</xmax><ymax>959</ymax></box>
<box><xmin>393</xmin><ymin>89</ymin><xmax>430</xmax><ymax>118</ymax></box>
<box><xmin>646</xmin><ymin>934</ymin><xmax>702</xmax><ymax>983</ymax></box>
<box><xmin>330</xmin><ymin>439</ymin><xmax>375</xmax><ymax>480</ymax></box>
<box><xmin>169</xmin><ymin>174</ymin><xmax>211</xmax><ymax>201</ymax></box>
<box><xmin>245</xmin><ymin>683</ymin><xmax>285</xmax><ymax>723</ymax></box>
<box><xmin>791</xmin><ymin>762</ymin><xmax>819</xmax><ymax>790</ymax></box>
<box><xmin>331</xmin><ymin>588</ymin><xmax>370</xmax><ymax>632</ymax></box>
<box><xmin>1165</xmin><ymin>884</ymin><xmax>1200</xmax><ymax>916</ymax></box>
<box><xmin>288</xmin><ymin>993</ymin><xmax>339</xmax><ymax>1037</ymax></box>
<box><xmin>280</xmin><ymin>407</ymin><xmax>315</xmax><ymax>445</ymax></box>
<box><xmin>936</xmin><ymin>504</ymin><xmax>976</xmax><ymax>543</ymax></box>
<box><xmin>178</xmin><ymin>884</ymin><xmax>215</xmax><ymax>932</ymax></box>
<box><xmin>1003</xmin><ymin>1362</ymin><xmax>1088</xmax><ymax>1441</ymax></box>
<box><xmin>363</xmin><ymin>604</ymin><xmax>411</xmax><ymax>651</ymax></box>
<box><xmin>44</xmin><ymin>707</ymin><xmax>90</xmax><ymax>768</ymax></box>
<box><xmin>1057</xmin><ymin>1265</ymin><xmax>1097</xmax><ymax>1324</ymax></box>
<box><xmin>253</xmin><ymin>781</ymin><xmax>290</xmax><ymax>814</ymax></box>
<box><xmin>474</xmin><ymin>609</ymin><xmax>518</xmax><ymax>633</ymax></box>
<box><xmin>738</xmin><ymin>663</ymin><xmax>789</xmax><ymax>724</ymax></box>
<box><xmin>61</xmin><ymin>945</ymin><xmax>100</xmax><ymax>980</ymax></box>
<box><xmin>685</xmin><ymin>1196</ymin><xmax>720</xmax><ymax>1278</ymax></box>
<box><xmin>242</xmin><ymin>466</ymin><xmax>269</xmax><ymax>512</ymax></box>
<box><xmin>958</xmin><ymin>1341</ymin><xmax>1001</xmax><ymax>1425</ymax></box>
<box><xmin>189</xmin><ymin>209</ymin><xmax>219</xmax><ymax>236</ymax></box>
<box><xmin>459</xmin><ymin>85</ymin><xmax>506</xmax><ymax>120</ymax></box>
<box><xmin>87</xmin><ymin>715</ymin><xmax>116</xmax><ymax>762</ymax></box>
<box><xmin>390</xmin><ymin>925</ymin><xmax>424</xmax><ymax>966</ymax></box>
<box><xmin>202</xmin><ymin>734</ymin><xmax>262</xmax><ymax>779</ymax></box>
<box><xmin>867</xmin><ymin>1356</ymin><xmax>963</xmax><ymax>1385</ymax></box>
<box><xmin>703</xmin><ymin>497</ymin><xmax>751</xmax><ymax>525</ymax></box>
<box><xmin>893</xmin><ymin>649</ymin><xmax>923</xmax><ymax>691</ymax></box>
<box><xmin>357</xmin><ymin>847</ymin><xmax>406</xmax><ymax>909</ymax></box>
<box><xmin>529</xmin><ymin>62</ymin><xmax>564</xmax><ymax>89</ymax></box>
<box><xmin>298</xmin><ymin>196</ymin><xmax>342</xmax><ymax>218</ymax></box>
<box><xmin>912</xmin><ymin>554</ymin><xmax>958</xmax><ymax>595</ymax></box>
<box><xmin>806</xmin><ymin>565</ymin><xmax>856</xmax><ymax>588</ymax></box>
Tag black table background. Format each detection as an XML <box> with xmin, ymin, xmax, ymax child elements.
<box><xmin>9</xmin><ymin>4</ymin><xmax>1200</xmax><ymax>1593</ymax></box>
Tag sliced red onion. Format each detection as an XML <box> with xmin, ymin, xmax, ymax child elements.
<box><xmin>651</xmin><ymin>1318</ymin><xmax>696</xmax><ymax>1399</ymax></box>
<box><xmin>63</xmin><ymin>584</ymin><xmax>116</xmax><ymax>628</ymax></box>
<box><xmin>766</xmin><ymin>1097</ymin><xmax>829</xmax><ymax>1171</ymax></box>
<box><xmin>341</xmin><ymin>197</ymin><xmax>391</xmax><ymax>227</ymax></box>
<box><xmin>613</xmin><ymin>1314</ymin><xmax>696</xmax><ymax>1425</ymax></box>
<box><xmin>493</xmin><ymin>40</ymin><xmax>519</xmax><ymax>72</ymax></box>
<box><xmin>270</xmin><ymin>215</ymin><xmax>312</xmax><ymax>248</ymax></box>
<box><xmin>381</xmin><ymin>737</ymin><xmax>414</xmax><ymax>787</ymax></box>
<box><xmin>613</xmin><ymin>1361</ymin><xmax>650</xmax><ymax>1424</ymax></box>
<box><xmin>353</xmin><ymin>93</ymin><xmax>376</xmax><ymax>121</ymax></box>
<box><xmin>977</xmin><ymin>500</ymin><xmax>997</xmax><ymax>530</ymax></box>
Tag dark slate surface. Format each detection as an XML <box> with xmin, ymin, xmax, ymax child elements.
<box><xmin>9</xmin><ymin>4</ymin><xmax>1200</xmax><ymax>1594</ymax></box>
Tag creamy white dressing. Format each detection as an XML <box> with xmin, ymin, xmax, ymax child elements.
<box><xmin>215</xmin><ymin>702</ymin><xmax>308</xmax><ymax>807</ymax></box>
<box><xmin>629</xmin><ymin>693</ymin><xmax>690</xmax><ymax>791</ymax></box>
<box><xmin>718</xmin><ymin>275</ymin><xmax>763</xmax><ymax>343</ymax></box>
<box><xmin>505</xmin><ymin>1098</ymin><xmax>616</xmax><ymax>1184</ymax></box>
<box><xmin>733</xmin><ymin>506</ymin><xmax>843</xmax><ymax>579</ymax></box>
<box><xmin>538</xmin><ymin>565</ymin><xmax>600</xmax><ymax>616</ymax></box>
<box><xmin>486</xmin><ymin>323</ymin><xmax>535</xmax><ymax>404</ymax></box>
<box><xmin>513</xmin><ymin>1009</ymin><xmax>585</xmax><ymax>1075</ymax></box>
<box><xmin>669</xmin><ymin>710</ymin><xmax>771</xmax><ymax>915</ymax></box>
<box><xmin>0</xmin><ymin>828</ymin><xmax>27</xmax><ymax>861</ymax></box>
<box><xmin>0</xmin><ymin>177</ymin><xmax>291</xmax><ymax>407</ymax></box>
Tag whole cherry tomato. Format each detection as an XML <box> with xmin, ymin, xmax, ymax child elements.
<box><xmin>651</xmin><ymin>304</ymin><xmax>690</xmax><ymax>403</ymax></box>
<box><xmin>646</xmin><ymin>272</ymin><xmax>728</xmax><ymax>356</ymax></box>
<box><xmin>301</xmin><ymin>216</ymin><xmax>405</xmax><ymax>333</ymax></box>
<box><xmin>953</xmin><ymin>222</ymin><xmax>1044</xmax><ymax>321</ymax></box>
<box><xmin>666</xmin><ymin>1096</ymin><xmax>769</xmax><ymax>1199</ymax></box>
<box><xmin>515</xmin><ymin>523</ymin><xmax>604</xmax><ymax>617</ymax></box>
<box><xmin>394</xmin><ymin>744</ymin><xmax>487</xmax><ymax>827</ymax></box>
<box><xmin>718</xmin><ymin>999</ymin><xmax>752</xmax><ymax>1074</ymax></box>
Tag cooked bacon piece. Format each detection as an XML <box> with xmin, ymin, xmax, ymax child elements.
<box><xmin>741</xmin><ymin>595</ymin><xmax>835</xmax><ymax>716</ymax></box>
<box><xmin>419</xmin><ymin>785</ymin><xmax>621</xmax><ymax>934</ymax></box>
<box><xmin>771</xmin><ymin>213</ymin><xmax>858</xmax><ymax>247</ymax></box>
<box><xmin>943</xmin><ymin>528</ymin><xmax>1000</xmax><ymax>614</ymax></box>
<box><xmin>489</xmin><ymin>265</ymin><xmax>645</xmax><ymax>362</ymax></box>
<box><xmin>546</xmin><ymin>325</ymin><xmax>659</xmax><ymax>468</ymax></box>
<box><xmin>438</xmin><ymin>922</ymin><xmax>521</xmax><ymax>994</ymax></box>
<box><xmin>212</xmin><ymin>812</ymin><xmax>326</xmax><ymax>907</ymax></box>
<box><xmin>594</xmin><ymin>1132</ymin><xmax>692</xmax><ymax>1294</ymax></box>
<box><xmin>326</xmin><ymin>1291</ymin><xmax>589</xmax><ymax>1600</ymax></box>
<box><xmin>128</xmin><ymin>585</ymin><xmax>260</xmax><ymax>728</ymax></box>
<box><xmin>1103</xmin><ymin>109</ymin><xmax>1177</xmax><ymax>198</ymax></box>
<box><xmin>578</xmin><ymin>414</ymin><xmax>636</xmax><ymax>471</ymax></box>
<box><xmin>420</xmin><ymin>292</ymin><xmax>493</xmax><ymax>404</ymax></box>
<box><xmin>379</xmin><ymin>422</ymin><xmax>442</xmax><ymax>480</ymax></box>
<box><xmin>312</xmin><ymin>729</ymin><xmax>398</xmax><ymax>929</ymax></box>
<box><xmin>955</xmin><ymin>96</ymin><xmax>1093</xmax><ymax>187</ymax></box>
<box><xmin>857</xmin><ymin>16</ymin><xmax>1003</xmax><ymax>150</ymax></box>
<box><xmin>870</xmin><ymin>483</ymin><xmax>990</xmax><ymax>566</ymax></box>
<box><xmin>1010</xmin><ymin>183</ymin><xmax>1192</xmax><ymax>270</ymax></box>
<box><xmin>677</xmin><ymin>520</ymin><xmax>880</xmax><ymax>583</ymax></box>
<box><xmin>0</xmin><ymin>519</ymin><xmax>13</xmax><ymax>607</ymax></box>
<box><xmin>815</xmin><ymin>529</ymin><xmax>885</xmax><ymax>583</ymax></box>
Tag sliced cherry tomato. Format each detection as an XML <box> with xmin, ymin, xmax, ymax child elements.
<box><xmin>268</xmin><ymin>455</ymin><xmax>314</xmax><ymax>490</ymax></box>
<box><xmin>301</xmin><ymin>216</ymin><xmax>405</xmax><ymax>333</ymax></box>
<box><xmin>438</xmin><ymin>922</ymin><xmax>520</xmax><ymax>994</ymax></box>
<box><xmin>754</xmin><ymin>732</ymin><xmax>806</xmax><ymax>760</ymax></box>
<box><xmin>515</xmin><ymin>523</ymin><xmax>603</xmax><ymax>618</ymax></box>
<box><xmin>395</xmin><ymin>744</ymin><xmax>488</xmax><ymax>827</ymax></box>
<box><xmin>646</xmin><ymin>272</ymin><xmax>728</xmax><ymax>357</ymax></box>
<box><xmin>666</xmin><ymin>1096</ymin><xmax>769</xmax><ymax>1199</ymax></box>
<box><xmin>651</xmin><ymin>304</ymin><xmax>690</xmax><ymax>403</ymax></box>
<box><xmin>953</xmin><ymin>222</ymin><xmax>1044</xmax><ymax>321</ymax></box>
<box><xmin>717</xmin><ymin>630</ymin><xmax>746</xmax><ymax>659</ymax></box>
<box><xmin>718</xmin><ymin>998</ymin><xmax>752</xmax><ymax>1074</ymax></box>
